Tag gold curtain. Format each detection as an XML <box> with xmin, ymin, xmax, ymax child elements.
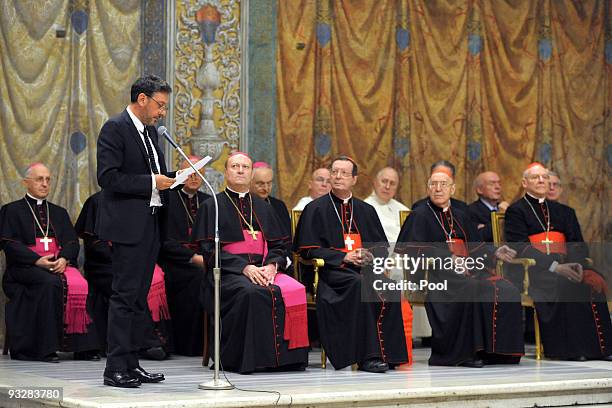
<box><xmin>0</xmin><ymin>0</ymin><xmax>141</xmax><ymax>220</ymax></box>
<box><xmin>276</xmin><ymin>0</ymin><xmax>610</xmax><ymax>242</ymax></box>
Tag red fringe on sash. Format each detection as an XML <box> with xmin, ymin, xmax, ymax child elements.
<box><xmin>147</xmin><ymin>265</ymin><xmax>171</xmax><ymax>322</ymax></box>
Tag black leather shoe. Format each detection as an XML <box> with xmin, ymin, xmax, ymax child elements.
<box><xmin>458</xmin><ymin>359</ymin><xmax>484</xmax><ymax>368</ymax></box>
<box><xmin>140</xmin><ymin>346</ymin><xmax>167</xmax><ymax>360</ymax></box>
<box><xmin>600</xmin><ymin>355</ymin><xmax>612</xmax><ymax>361</ymax></box>
<box><xmin>103</xmin><ymin>370</ymin><xmax>141</xmax><ymax>388</ymax></box>
<box><xmin>42</xmin><ymin>353</ymin><xmax>60</xmax><ymax>363</ymax></box>
<box><xmin>358</xmin><ymin>358</ymin><xmax>389</xmax><ymax>373</ymax></box>
<box><xmin>569</xmin><ymin>356</ymin><xmax>587</xmax><ymax>362</ymax></box>
<box><xmin>128</xmin><ymin>366</ymin><xmax>165</xmax><ymax>383</ymax></box>
<box><xmin>74</xmin><ymin>350</ymin><xmax>101</xmax><ymax>361</ymax></box>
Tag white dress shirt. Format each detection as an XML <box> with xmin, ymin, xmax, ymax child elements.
<box><xmin>126</xmin><ymin>106</ymin><xmax>162</xmax><ymax>207</ymax></box>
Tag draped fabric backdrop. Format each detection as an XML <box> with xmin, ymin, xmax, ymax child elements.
<box><xmin>276</xmin><ymin>0</ymin><xmax>611</xmax><ymax>243</ymax></box>
<box><xmin>0</xmin><ymin>0</ymin><xmax>141</xmax><ymax>220</ymax></box>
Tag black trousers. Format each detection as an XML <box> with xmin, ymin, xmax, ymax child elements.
<box><xmin>106</xmin><ymin>212</ymin><xmax>160</xmax><ymax>371</ymax></box>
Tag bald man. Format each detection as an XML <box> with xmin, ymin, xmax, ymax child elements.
<box><xmin>293</xmin><ymin>168</ymin><xmax>332</xmax><ymax>211</ymax></box>
<box><xmin>505</xmin><ymin>163</ymin><xmax>612</xmax><ymax>361</ymax></box>
<box><xmin>468</xmin><ymin>171</ymin><xmax>509</xmax><ymax>242</ymax></box>
<box><xmin>0</xmin><ymin>163</ymin><xmax>99</xmax><ymax>362</ymax></box>
<box><xmin>251</xmin><ymin>162</ymin><xmax>293</xmax><ymax>274</ymax></box>
<box><xmin>364</xmin><ymin>167</ymin><xmax>409</xmax><ymax>243</ymax></box>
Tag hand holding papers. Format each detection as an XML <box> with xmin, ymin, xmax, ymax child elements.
<box><xmin>171</xmin><ymin>156</ymin><xmax>212</xmax><ymax>189</ymax></box>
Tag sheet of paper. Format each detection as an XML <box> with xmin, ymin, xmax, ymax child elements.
<box><xmin>170</xmin><ymin>156</ymin><xmax>212</xmax><ymax>189</ymax></box>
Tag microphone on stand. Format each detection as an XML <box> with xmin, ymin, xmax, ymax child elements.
<box><xmin>157</xmin><ymin>126</ymin><xmax>233</xmax><ymax>390</ymax></box>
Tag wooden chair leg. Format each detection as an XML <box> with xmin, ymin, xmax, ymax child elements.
<box><xmin>533</xmin><ymin>309</ymin><xmax>543</xmax><ymax>360</ymax></box>
<box><xmin>202</xmin><ymin>312</ymin><xmax>209</xmax><ymax>367</ymax></box>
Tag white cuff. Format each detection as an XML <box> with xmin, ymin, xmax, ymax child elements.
<box><xmin>549</xmin><ymin>261</ymin><xmax>559</xmax><ymax>273</ymax></box>
<box><xmin>152</xmin><ymin>174</ymin><xmax>156</xmax><ymax>190</ymax></box>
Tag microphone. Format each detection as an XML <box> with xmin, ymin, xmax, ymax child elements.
<box><xmin>157</xmin><ymin>126</ymin><xmax>180</xmax><ymax>149</ymax></box>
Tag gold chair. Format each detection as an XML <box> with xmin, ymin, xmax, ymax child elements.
<box><xmin>397</xmin><ymin>210</ymin><xmax>429</xmax><ymax>305</ymax></box>
<box><xmin>491</xmin><ymin>212</ymin><xmax>542</xmax><ymax>360</ymax></box>
<box><xmin>290</xmin><ymin>210</ymin><xmax>328</xmax><ymax>368</ymax></box>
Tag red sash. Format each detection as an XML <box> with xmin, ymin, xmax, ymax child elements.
<box><xmin>528</xmin><ymin>231</ymin><xmax>567</xmax><ymax>255</ymax></box>
<box><xmin>340</xmin><ymin>233</ymin><xmax>362</xmax><ymax>253</ymax></box>
<box><xmin>147</xmin><ymin>265</ymin><xmax>170</xmax><ymax>322</ymax></box>
<box><xmin>448</xmin><ymin>238</ymin><xmax>468</xmax><ymax>257</ymax></box>
<box><xmin>28</xmin><ymin>238</ymin><xmax>91</xmax><ymax>334</ymax></box>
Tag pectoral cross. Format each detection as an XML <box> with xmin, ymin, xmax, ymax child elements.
<box><xmin>446</xmin><ymin>235</ymin><xmax>455</xmax><ymax>244</ymax></box>
<box><xmin>248</xmin><ymin>227</ymin><xmax>259</xmax><ymax>241</ymax></box>
<box><xmin>541</xmin><ymin>234</ymin><xmax>553</xmax><ymax>255</ymax></box>
<box><xmin>345</xmin><ymin>236</ymin><xmax>355</xmax><ymax>251</ymax></box>
<box><xmin>39</xmin><ymin>236</ymin><xmax>52</xmax><ymax>252</ymax></box>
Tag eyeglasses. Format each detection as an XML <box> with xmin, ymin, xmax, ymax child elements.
<box><xmin>147</xmin><ymin>95</ymin><xmax>168</xmax><ymax>112</ymax></box>
<box><xmin>427</xmin><ymin>181</ymin><xmax>453</xmax><ymax>189</ymax></box>
<box><xmin>526</xmin><ymin>174</ymin><xmax>550</xmax><ymax>181</ymax></box>
<box><xmin>26</xmin><ymin>176</ymin><xmax>51</xmax><ymax>184</ymax></box>
<box><xmin>330</xmin><ymin>169</ymin><xmax>353</xmax><ymax>178</ymax></box>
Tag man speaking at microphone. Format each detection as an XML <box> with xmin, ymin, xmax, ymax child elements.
<box><xmin>97</xmin><ymin>75</ymin><xmax>177</xmax><ymax>388</ymax></box>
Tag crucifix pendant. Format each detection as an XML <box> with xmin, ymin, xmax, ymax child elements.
<box><xmin>541</xmin><ymin>234</ymin><xmax>553</xmax><ymax>255</ymax></box>
<box><xmin>39</xmin><ymin>236</ymin><xmax>52</xmax><ymax>252</ymax></box>
<box><xmin>446</xmin><ymin>235</ymin><xmax>455</xmax><ymax>244</ymax></box>
<box><xmin>248</xmin><ymin>227</ymin><xmax>258</xmax><ymax>241</ymax></box>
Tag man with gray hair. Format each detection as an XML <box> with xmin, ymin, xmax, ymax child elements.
<box><xmin>364</xmin><ymin>167</ymin><xmax>409</xmax><ymax>243</ymax></box>
<box><xmin>547</xmin><ymin>170</ymin><xmax>563</xmax><ymax>202</ymax></box>
<box><xmin>468</xmin><ymin>171</ymin><xmax>509</xmax><ymax>242</ymax></box>
<box><xmin>505</xmin><ymin>162</ymin><xmax>612</xmax><ymax>361</ymax></box>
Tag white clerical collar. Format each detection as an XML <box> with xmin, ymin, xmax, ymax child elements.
<box><xmin>227</xmin><ymin>186</ymin><xmax>249</xmax><ymax>198</ymax></box>
<box><xmin>181</xmin><ymin>188</ymin><xmax>196</xmax><ymax>198</ymax></box>
<box><xmin>369</xmin><ymin>191</ymin><xmax>390</xmax><ymax>206</ymax></box>
<box><xmin>126</xmin><ymin>105</ymin><xmax>145</xmax><ymax>134</ymax></box>
<box><xmin>342</xmin><ymin>193</ymin><xmax>353</xmax><ymax>204</ymax></box>
<box><xmin>26</xmin><ymin>193</ymin><xmax>44</xmax><ymax>205</ymax></box>
<box><xmin>479</xmin><ymin>197</ymin><xmax>498</xmax><ymax>211</ymax></box>
<box><xmin>442</xmin><ymin>204</ymin><xmax>451</xmax><ymax>212</ymax></box>
<box><xmin>526</xmin><ymin>192</ymin><xmax>546</xmax><ymax>204</ymax></box>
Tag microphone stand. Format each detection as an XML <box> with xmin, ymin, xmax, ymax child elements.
<box><xmin>162</xmin><ymin>132</ymin><xmax>233</xmax><ymax>390</ymax></box>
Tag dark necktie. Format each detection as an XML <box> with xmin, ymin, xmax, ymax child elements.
<box><xmin>142</xmin><ymin>128</ymin><xmax>160</xmax><ymax>175</ymax></box>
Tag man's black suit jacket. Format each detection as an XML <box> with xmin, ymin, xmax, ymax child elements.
<box><xmin>96</xmin><ymin>109</ymin><xmax>174</xmax><ymax>244</ymax></box>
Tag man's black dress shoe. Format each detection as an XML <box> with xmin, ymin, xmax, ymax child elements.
<box><xmin>358</xmin><ymin>358</ymin><xmax>389</xmax><ymax>373</ymax></box>
<box><xmin>140</xmin><ymin>346</ymin><xmax>167</xmax><ymax>360</ymax></box>
<box><xmin>128</xmin><ymin>366</ymin><xmax>165</xmax><ymax>383</ymax></box>
<box><xmin>458</xmin><ymin>359</ymin><xmax>484</xmax><ymax>368</ymax></box>
<box><xmin>103</xmin><ymin>370</ymin><xmax>141</xmax><ymax>388</ymax></box>
<box><xmin>600</xmin><ymin>355</ymin><xmax>612</xmax><ymax>361</ymax></box>
<box><xmin>42</xmin><ymin>353</ymin><xmax>60</xmax><ymax>363</ymax></box>
<box><xmin>74</xmin><ymin>350</ymin><xmax>101</xmax><ymax>361</ymax></box>
<box><xmin>569</xmin><ymin>356</ymin><xmax>587</xmax><ymax>362</ymax></box>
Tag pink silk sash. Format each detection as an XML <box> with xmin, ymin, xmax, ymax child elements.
<box><xmin>29</xmin><ymin>238</ymin><xmax>91</xmax><ymax>334</ymax></box>
<box><xmin>223</xmin><ymin>230</ymin><xmax>268</xmax><ymax>258</ymax></box>
<box><xmin>147</xmin><ymin>264</ymin><xmax>171</xmax><ymax>322</ymax></box>
<box><xmin>273</xmin><ymin>273</ymin><xmax>309</xmax><ymax>349</ymax></box>
<box><xmin>223</xmin><ymin>231</ymin><xmax>308</xmax><ymax>348</ymax></box>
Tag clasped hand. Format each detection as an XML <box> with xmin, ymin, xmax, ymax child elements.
<box><xmin>494</xmin><ymin>245</ymin><xmax>517</xmax><ymax>263</ymax></box>
<box><xmin>242</xmin><ymin>264</ymin><xmax>277</xmax><ymax>286</ymax></box>
<box><xmin>344</xmin><ymin>248</ymin><xmax>373</xmax><ymax>266</ymax></box>
<box><xmin>35</xmin><ymin>255</ymin><xmax>67</xmax><ymax>274</ymax></box>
